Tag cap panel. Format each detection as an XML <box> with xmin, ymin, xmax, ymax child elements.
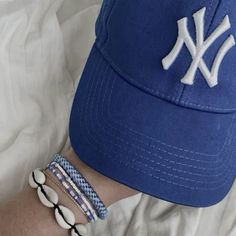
<box><xmin>179</xmin><ymin>0</ymin><xmax>236</xmax><ymax>112</ymax></box>
<box><xmin>95</xmin><ymin>0</ymin><xmax>224</xmax><ymax>110</ymax></box>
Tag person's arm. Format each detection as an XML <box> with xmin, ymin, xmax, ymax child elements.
<box><xmin>0</xmin><ymin>148</ymin><xmax>139</xmax><ymax>236</ymax></box>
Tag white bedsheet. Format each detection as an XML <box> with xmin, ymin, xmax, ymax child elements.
<box><xmin>0</xmin><ymin>1</ymin><xmax>236</xmax><ymax>235</ymax></box>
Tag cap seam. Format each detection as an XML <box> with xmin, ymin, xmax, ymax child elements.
<box><xmin>183</xmin><ymin>0</ymin><xmax>232</xmax><ymax>104</ymax></box>
<box><xmin>178</xmin><ymin>0</ymin><xmax>220</xmax><ymax>103</ymax></box>
<box><xmin>95</xmin><ymin>0</ymin><xmax>117</xmax><ymax>49</ymax></box>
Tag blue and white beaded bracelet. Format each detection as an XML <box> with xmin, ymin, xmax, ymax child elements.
<box><xmin>52</xmin><ymin>153</ymin><xmax>108</xmax><ymax>220</ymax></box>
<box><xmin>47</xmin><ymin>162</ymin><xmax>98</xmax><ymax>222</ymax></box>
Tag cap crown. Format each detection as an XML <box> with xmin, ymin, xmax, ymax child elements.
<box><xmin>95</xmin><ymin>0</ymin><xmax>236</xmax><ymax>112</ymax></box>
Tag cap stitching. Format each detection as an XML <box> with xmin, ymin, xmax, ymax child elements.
<box><xmin>85</xmin><ymin>50</ymin><xmax>234</xmax><ymax>180</ymax></box>
<box><xmin>99</xmin><ymin>71</ymin><xmax>226</xmax><ymax>172</ymax></box>
<box><xmin>95</xmin><ymin>45</ymin><xmax>236</xmax><ymax>156</ymax></box>
<box><xmin>79</xmin><ymin>57</ymin><xmax>235</xmax><ymax>190</ymax></box>
<box><xmin>105</xmin><ymin>78</ymin><xmax>235</xmax><ymax>163</ymax></box>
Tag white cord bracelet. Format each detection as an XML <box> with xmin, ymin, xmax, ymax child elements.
<box><xmin>29</xmin><ymin>168</ymin><xmax>87</xmax><ymax>236</ymax></box>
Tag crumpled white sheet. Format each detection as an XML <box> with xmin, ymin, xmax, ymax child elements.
<box><xmin>0</xmin><ymin>1</ymin><xmax>236</xmax><ymax>235</ymax></box>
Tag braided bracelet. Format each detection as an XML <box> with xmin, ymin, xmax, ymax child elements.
<box><xmin>29</xmin><ymin>168</ymin><xmax>87</xmax><ymax>236</ymax></box>
<box><xmin>53</xmin><ymin>153</ymin><xmax>108</xmax><ymax>220</ymax></box>
<box><xmin>51</xmin><ymin>161</ymin><xmax>98</xmax><ymax>220</ymax></box>
<box><xmin>47</xmin><ymin>162</ymin><xmax>98</xmax><ymax>222</ymax></box>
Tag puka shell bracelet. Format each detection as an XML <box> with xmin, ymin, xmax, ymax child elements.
<box><xmin>29</xmin><ymin>168</ymin><xmax>87</xmax><ymax>236</ymax></box>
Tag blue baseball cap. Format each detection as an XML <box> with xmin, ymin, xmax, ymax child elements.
<box><xmin>69</xmin><ymin>0</ymin><xmax>236</xmax><ymax>207</ymax></box>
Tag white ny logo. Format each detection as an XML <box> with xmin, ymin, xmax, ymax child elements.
<box><xmin>162</xmin><ymin>7</ymin><xmax>235</xmax><ymax>88</ymax></box>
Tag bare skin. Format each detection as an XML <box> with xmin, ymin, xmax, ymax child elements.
<box><xmin>0</xmin><ymin>147</ymin><xmax>140</xmax><ymax>236</ymax></box>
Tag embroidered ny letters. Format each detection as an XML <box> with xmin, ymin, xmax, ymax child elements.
<box><xmin>162</xmin><ymin>7</ymin><xmax>235</xmax><ymax>88</ymax></box>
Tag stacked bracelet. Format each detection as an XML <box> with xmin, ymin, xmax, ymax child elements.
<box><xmin>29</xmin><ymin>169</ymin><xmax>87</xmax><ymax>236</ymax></box>
<box><xmin>42</xmin><ymin>169</ymin><xmax>91</xmax><ymax>221</ymax></box>
<box><xmin>52</xmin><ymin>153</ymin><xmax>108</xmax><ymax>220</ymax></box>
<box><xmin>28</xmin><ymin>153</ymin><xmax>109</xmax><ymax>235</ymax></box>
<box><xmin>47</xmin><ymin>162</ymin><xmax>98</xmax><ymax>222</ymax></box>
<box><xmin>53</xmin><ymin>161</ymin><xmax>98</xmax><ymax>221</ymax></box>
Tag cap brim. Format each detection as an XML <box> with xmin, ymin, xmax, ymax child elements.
<box><xmin>69</xmin><ymin>44</ymin><xmax>236</xmax><ymax>207</ymax></box>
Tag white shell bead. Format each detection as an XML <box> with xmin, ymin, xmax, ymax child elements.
<box><xmin>29</xmin><ymin>169</ymin><xmax>46</xmax><ymax>188</ymax></box>
<box><xmin>55</xmin><ymin>205</ymin><xmax>75</xmax><ymax>229</ymax></box>
<box><xmin>37</xmin><ymin>185</ymin><xmax>59</xmax><ymax>208</ymax></box>
<box><xmin>29</xmin><ymin>172</ymin><xmax>38</xmax><ymax>188</ymax></box>
<box><xmin>34</xmin><ymin>169</ymin><xmax>46</xmax><ymax>184</ymax></box>
<box><xmin>71</xmin><ymin>224</ymin><xmax>87</xmax><ymax>236</ymax></box>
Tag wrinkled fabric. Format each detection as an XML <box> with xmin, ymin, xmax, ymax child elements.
<box><xmin>0</xmin><ymin>1</ymin><xmax>236</xmax><ymax>235</ymax></box>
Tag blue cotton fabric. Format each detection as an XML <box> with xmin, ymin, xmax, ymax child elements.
<box><xmin>69</xmin><ymin>0</ymin><xmax>236</xmax><ymax>207</ymax></box>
